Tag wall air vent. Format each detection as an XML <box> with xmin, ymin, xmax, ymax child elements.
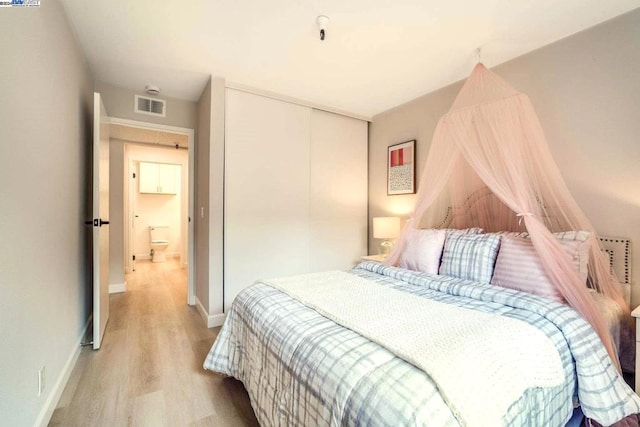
<box><xmin>134</xmin><ymin>95</ymin><xmax>166</xmax><ymax>117</ymax></box>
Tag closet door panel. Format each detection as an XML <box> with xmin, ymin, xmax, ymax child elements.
<box><xmin>310</xmin><ymin>110</ymin><xmax>368</xmax><ymax>271</ymax></box>
<box><xmin>224</xmin><ymin>89</ymin><xmax>311</xmax><ymax>310</ymax></box>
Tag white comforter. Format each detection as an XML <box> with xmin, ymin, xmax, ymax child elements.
<box><xmin>266</xmin><ymin>270</ymin><xmax>564</xmax><ymax>427</ymax></box>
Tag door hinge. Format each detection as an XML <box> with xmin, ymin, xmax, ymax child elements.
<box><xmin>132</xmin><ymin>255</ymin><xmax>136</xmax><ymax>261</ymax></box>
<box><xmin>132</xmin><ymin>172</ymin><xmax>136</xmax><ymax>178</ymax></box>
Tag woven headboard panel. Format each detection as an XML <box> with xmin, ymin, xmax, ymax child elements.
<box><xmin>598</xmin><ymin>236</ymin><xmax>632</xmax><ymax>285</ymax></box>
<box><xmin>437</xmin><ymin>187</ymin><xmax>493</xmax><ymax>229</ymax></box>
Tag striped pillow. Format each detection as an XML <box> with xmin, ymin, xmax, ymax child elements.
<box><xmin>492</xmin><ymin>230</ymin><xmax>590</xmax><ymax>283</ymax></box>
<box><xmin>439</xmin><ymin>232</ymin><xmax>501</xmax><ymax>283</ymax></box>
<box><xmin>398</xmin><ymin>228</ymin><xmax>447</xmax><ymax>274</ymax></box>
<box><xmin>491</xmin><ymin>236</ymin><xmax>584</xmax><ymax>302</ymax></box>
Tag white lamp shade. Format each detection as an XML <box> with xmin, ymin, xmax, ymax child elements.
<box><xmin>373</xmin><ymin>217</ymin><xmax>401</xmax><ymax>239</ymax></box>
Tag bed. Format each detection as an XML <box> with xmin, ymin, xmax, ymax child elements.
<box><xmin>204</xmin><ymin>255</ymin><xmax>640</xmax><ymax>426</ymax></box>
<box><xmin>204</xmin><ymin>63</ymin><xmax>640</xmax><ymax>425</ymax></box>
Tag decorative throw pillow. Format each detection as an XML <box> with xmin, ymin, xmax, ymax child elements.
<box><xmin>439</xmin><ymin>233</ymin><xmax>501</xmax><ymax>283</ymax></box>
<box><xmin>444</xmin><ymin>227</ymin><xmax>484</xmax><ymax>235</ymax></box>
<box><xmin>398</xmin><ymin>228</ymin><xmax>447</xmax><ymax>274</ymax></box>
<box><xmin>491</xmin><ymin>230</ymin><xmax>591</xmax><ymax>283</ymax></box>
<box><xmin>490</xmin><ymin>236</ymin><xmax>585</xmax><ymax>302</ymax></box>
<box><xmin>552</xmin><ymin>231</ymin><xmax>591</xmax><ymax>283</ymax></box>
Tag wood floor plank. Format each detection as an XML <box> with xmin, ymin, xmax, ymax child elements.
<box><xmin>50</xmin><ymin>259</ymin><xmax>258</xmax><ymax>427</ymax></box>
<box><xmin>130</xmin><ymin>390</ymin><xmax>168</xmax><ymax>427</ymax></box>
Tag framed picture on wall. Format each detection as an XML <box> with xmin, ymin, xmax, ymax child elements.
<box><xmin>387</xmin><ymin>140</ymin><xmax>416</xmax><ymax>195</ymax></box>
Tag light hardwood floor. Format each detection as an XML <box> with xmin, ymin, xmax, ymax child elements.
<box><xmin>50</xmin><ymin>259</ymin><xmax>259</xmax><ymax>427</ymax></box>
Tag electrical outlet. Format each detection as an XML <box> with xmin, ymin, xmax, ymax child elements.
<box><xmin>38</xmin><ymin>365</ymin><xmax>45</xmax><ymax>397</ymax></box>
<box><xmin>200</xmin><ymin>207</ymin><xmax>204</xmax><ymax>218</ymax></box>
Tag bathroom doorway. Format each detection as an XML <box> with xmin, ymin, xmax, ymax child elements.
<box><xmin>129</xmin><ymin>152</ymin><xmax>185</xmax><ymax>264</ymax></box>
<box><xmin>110</xmin><ymin>118</ymin><xmax>195</xmax><ymax>305</ymax></box>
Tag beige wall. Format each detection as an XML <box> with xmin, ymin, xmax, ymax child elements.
<box><xmin>208</xmin><ymin>78</ymin><xmax>226</xmax><ymax>316</ymax></box>
<box><xmin>369</xmin><ymin>9</ymin><xmax>640</xmax><ymax>306</ymax></box>
<box><xmin>95</xmin><ymin>81</ymin><xmax>197</xmax><ymax>130</ymax></box>
<box><xmin>0</xmin><ymin>1</ymin><xmax>94</xmax><ymax>425</ymax></box>
<box><xmin>195</xmin><ymin>76</ymin><xmax>225</xmax><ymax>320</ymax></box>
<box><xmin>195</xmin><ymin>78</ymin><xmax>211</xmax><ymax>313</ymax></box>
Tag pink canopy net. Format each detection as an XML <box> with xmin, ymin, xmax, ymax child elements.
<box><xmin>386</xmin><ymin>63</ymin><xmax>629</xmax><ymax>370</ymax></box>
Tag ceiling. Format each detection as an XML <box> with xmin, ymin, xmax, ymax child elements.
<box><xmin>60</xmin><ymin>0</ymin><xmax>640</xmax><ymax>117</ymax></box>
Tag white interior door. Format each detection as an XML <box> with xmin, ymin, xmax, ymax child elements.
<box><xmin>93</xmin><ymin>92</ymin><xmax>110</xmax><ymax>350</ymax></box>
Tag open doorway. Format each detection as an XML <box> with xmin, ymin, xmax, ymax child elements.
<box><xmin>109</xmin><ymin>118</ymin><xmax>195</xmax><ymax>305</ymax></box>
<box><xmin>128</xmin><ymin>148</ymin><xmax>186</xmax><ymax>264</ymax></box>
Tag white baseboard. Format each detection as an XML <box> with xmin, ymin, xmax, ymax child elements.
<box><xmin>208</xmin><ymin>313</ymin><xmax>226</xmax><ymax>328</ymax></box>
<box><xmin>195</xmin><ymin>296</ymin><xmax>207</xmax><ymax>322</ymax></box>
<box><xmin>108</xmin><ymin>282</ymin><xmax>126</xmax><ymax>294</ymax></box>
<box><xmin>135</xmin><ymin>253</ymin><xmax>180</xmax><ymax>261</ymax></box>
<box><xmin>34</xmin><ymin>316</ymin><xmax>91</xmax><ymax>427</ymax></box>
<box><xmin>195</xmin><ymin>297</ymin><xmax>226</xmax><ymax>328</ymax></box>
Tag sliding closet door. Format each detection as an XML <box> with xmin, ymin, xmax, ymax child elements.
<box><xmin>310</xmin><ymin>110</ymin><xmax>368</xmax><ymax>270</ymax></box>
<box><xmin>224</xmin><ymin>89</ymin><xmax>311</xmax><ymax>311</ymax></box>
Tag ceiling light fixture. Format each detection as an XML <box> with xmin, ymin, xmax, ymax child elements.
<box><xmin>145</xmin><ymin>84</ymin><xmax>160</xmax><ymax>96</ymax></box>
<box><xmin>316</xmin><ymin>15</ymin><xmax>329</xmax><ymax>41</ymax></box>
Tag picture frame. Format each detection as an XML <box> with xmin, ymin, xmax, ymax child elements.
<box><xmin>387</xmin><ymin>140</ymin><xmax>416</xmax><ymax>195</ymax></box>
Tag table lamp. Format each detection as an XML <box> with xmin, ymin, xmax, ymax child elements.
<box><xmin>373</xmin><ymin>216</ymin><xmax>401</xmax><ymax>256</ymax></box>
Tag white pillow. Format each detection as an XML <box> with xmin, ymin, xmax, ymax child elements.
<box><xmin>398</xmin><ymin>228</ymin><xmax>447</xmax><ymax>274</ymax></box>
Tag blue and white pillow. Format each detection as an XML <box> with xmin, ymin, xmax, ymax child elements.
<box><xmin>444</xmin><ymin>227</ymin><xmax>484</xmax><ymax>235</ymax></box>
<box><xmin>439</xmin><ymin>232</ymin><xmax>501</xmax><ymax>283</ymax></box>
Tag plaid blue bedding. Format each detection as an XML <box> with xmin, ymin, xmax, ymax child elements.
<box><xmin>204</xmin><ymin>261</ymin><xmax>640</xmax><ymax>426</ymax></box>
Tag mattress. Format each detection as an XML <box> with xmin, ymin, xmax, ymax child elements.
<box><xmin>204</xmin><ymin>261</ymin><xmax>640</xmax><ymax>426</ymax></box>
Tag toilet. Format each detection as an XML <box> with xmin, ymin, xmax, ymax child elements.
<box><xmin>149</xmin><ymin>225</ymin><xmax>169</xmax><ymax>263</ymax></box>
